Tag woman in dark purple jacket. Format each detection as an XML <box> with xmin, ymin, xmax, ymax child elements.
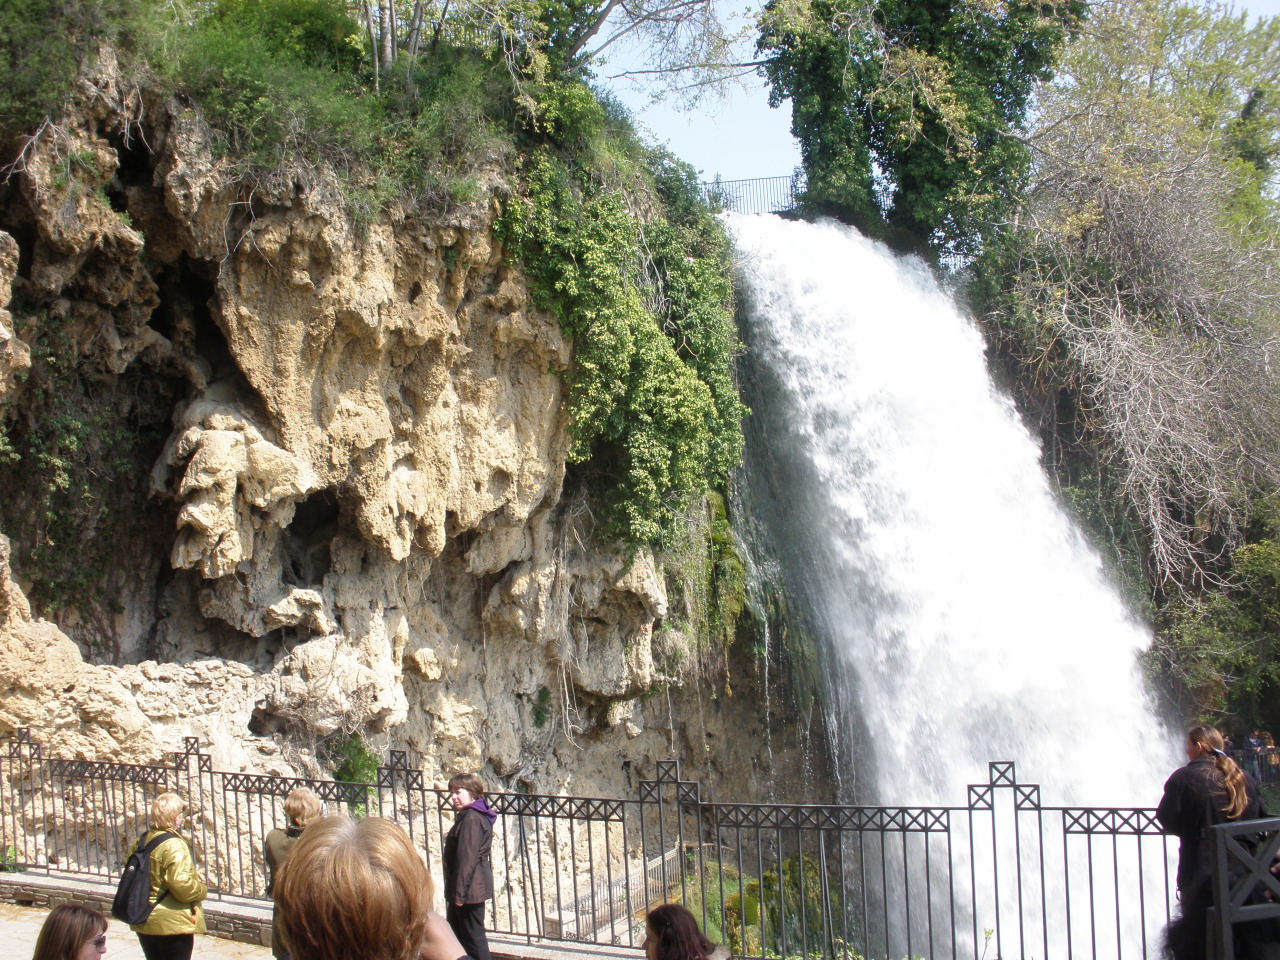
<box><xmin>442</xmin><ymin>773</ymin><xmax>496</xmax><ymax>960</ymax></box>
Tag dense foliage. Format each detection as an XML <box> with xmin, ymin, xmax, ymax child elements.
<box><xmin>757</xmin><ymin>0</ymin><xmax>1085</xmax><ymax>258</ymax></box>
<box><xmin>977</xmin><ymin>0</ymin><xmax>1280</xmax><ymax>726</ymax></box>
<box><xmin>0</xmin><ymin>0</ymin><xmax>144</xmax><ymax>142</ymax></box>
<box><xmin>500</xmin><ymin>141</ymin><xmax>745</xmax><ymax>543</ymax></box>
<box><xmin>0</xmin><ymin>305</ymin><xmax>173</xmax><ymax>631</ymax></box>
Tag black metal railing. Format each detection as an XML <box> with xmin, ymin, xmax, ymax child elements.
<box><xmin>1208</xmin><ymin>816</ymin><xmax>1280</xmax><ymax>960</ymax></box>
<box><xmin>1228</xmin><ymin>747</ymin><xmax>1280</xmax><ymax>786</ymax></box>
<box><xmin>701</xmin><ymin>176</ymin><xmax>802</xmax><ymax>216</ymax></box>
<box><xmin>5</xmin><ymin>728</ymin><xmax>1267</xmax><ymax>958</ymax></box>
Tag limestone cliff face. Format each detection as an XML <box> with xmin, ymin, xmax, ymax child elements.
<box><xmin>0</xmin><ymin>56</ymin><xmax>824</xmax><ymax>802</ymax></box>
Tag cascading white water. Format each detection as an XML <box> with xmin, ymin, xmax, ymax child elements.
<box><xmin>728</xmin><ymin>213</ymin><xmax>1177</xmax><ymax>809</ymax></box>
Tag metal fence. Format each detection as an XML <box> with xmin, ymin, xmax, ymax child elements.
<box><xmin>701</xmin><ymin>177</ymin><xmax>801</xmax><ymax>216</ymax></box>
<box><xmin>1208</xmin><ymin>816</ymin><xmax>1280</xmax><ymax>960</ymax></box>
<box><xmin>4</xmin><ymin>728</ymin><xmax>1278</xmax><ymax>958</ymax></box>
<box><xmin>1230</xmin><ymin>748</ymin><xmax>1280</xmax><ymax>786</ymax></box>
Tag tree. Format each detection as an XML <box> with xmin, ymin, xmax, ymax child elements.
<box><xmin>757</xmin><ymin>0</ymin><xmax>1084</xmax><ymax>258</ymax></box>
<box><xmin>326</xmin><ymin>0</ymin><xmax>748</xmax><ymax>101</ymax></box>
<box><xmin>985</xmin><ymin>0</ymin><xmax>1280</xmax><ymax>589</ymax></box>
<box><xmin>977</xmin><ymin>0</ymin><xmax>1280</xmax><ymax>724</ymax></box>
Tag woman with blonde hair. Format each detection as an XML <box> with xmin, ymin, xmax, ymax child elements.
<box><xmin>128</xmin><ymin>792</ymin><xmax>207</xmax><ymax>960</ymax></box>
<box><xmin>264</xmin><ymin>786</ymin><xmax>324</xmax><ymax>959</ymax></box>
<box><xmin>1156</xmin><ymin>725</ymin><xmax>1267</xmax><ymax>960</ymax></box>
<box><xmin>32</xmin><ymin>904</ymin><xmax>107</xmax><ymax>960</ymax></box>
<box><xmin>273</xmin><ymin>815</ymin><xmax>469</xmax><ymax>960</ymax></box>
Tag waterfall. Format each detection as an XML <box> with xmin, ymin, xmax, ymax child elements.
<box><xmin>727</xmin><ymin>213</ymin><xmax>1177</xmax><ymax>809</ymax></box>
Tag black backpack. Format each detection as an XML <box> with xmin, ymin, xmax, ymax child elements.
<box><xmin>110</xmin><ymin>831</ymin><xmax>176</xmax><ymax>924</ymax></box>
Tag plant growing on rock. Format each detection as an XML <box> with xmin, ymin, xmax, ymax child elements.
<box><xmin>500</xmin><ymin>142</ymin><xmax>746</xmax><ymax>546</ymax></box>
<box><xmin>0</xmin><ymin>307</ymin><xmax>165</xmax><ymax>622</ymax></box>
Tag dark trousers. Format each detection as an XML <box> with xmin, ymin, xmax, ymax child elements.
<box><xmin>136</xmin><ymin>934</ymin><xmax>194</xmax><ymax>960</ymax></box>
<box><xmin>1170</xmin><ymin>881</ymin><xmax>1280</xmax><ymax>960</ymax></box>
<box><xmin>447</xmin><ymin>901</ymin><xmax>491</xmax><ymax>960</ymax></box>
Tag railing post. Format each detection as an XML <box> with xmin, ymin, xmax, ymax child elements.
<box><xmin>968</xmin><ymin>773</ymin><xmax>995</xmax><ymax>957</ymax></box>
<box><xmin>173</xmin><ymin>737</ymin><xmax>214</xmax><ymax>893</ymax></box>
<box><xmin>376</xmin><ymin>750</ymin><xmax>427</xmax><ymax>849</ymax></box>
<box><xmin>1014</xmin><ymin>776</ymin><xmax>1047</xmax><ymax>960</ymax></box>
<box><xmin>1209</xmin><ymin>815</ymin><xmax>1280</xmax><ymax>960</ymax></box>
<box><xmin>2</xmin><ymin>728</ymin><xmax>41</xmax><ymax>871</ymax></box>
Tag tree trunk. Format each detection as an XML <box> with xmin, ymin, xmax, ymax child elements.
<box><xmin>405</xmin><ymin>0</ymin><xmax>426</xmax><ymax>80</ymax></box>
<box><xmin>381</xmin><ymin>0</ymin><xmax>395</xmax><ymax>73</ymax></box>
<box><xmin>363</xmin><ymin>0</ymin><xmax>380</xmax><ymax>93</ymax></box>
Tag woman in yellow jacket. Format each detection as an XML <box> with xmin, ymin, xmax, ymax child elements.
<box><xmin>129</xmin><ymin>792</ymin><xmax>208</xmax><ymax>960</ymax></box>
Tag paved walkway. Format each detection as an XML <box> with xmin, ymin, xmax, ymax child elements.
<box><xmin>1</xmin><ymin>901</ymin><xmax>271</xmax><ymax>960</ymax></box>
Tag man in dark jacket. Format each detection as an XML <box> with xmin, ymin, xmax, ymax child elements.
<box><xmin>442</xmin><ymin>773</ymin><xmax>496</xmax><ymax>960</ymax></box>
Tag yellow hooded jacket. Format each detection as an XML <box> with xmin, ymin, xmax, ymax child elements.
<box><xmin>128</xmin><ymin>829</ymin><xmax>208</xmax><ymax>937</ymax></box>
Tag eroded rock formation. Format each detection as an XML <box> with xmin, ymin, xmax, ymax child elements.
<box><xmin>0</xmin><ymin>54</ymin><xmax>824</xmax><ymax>802</ymax></box>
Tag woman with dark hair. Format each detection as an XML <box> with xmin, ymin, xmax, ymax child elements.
<box><xmin>1157</xmin><ymin>724</ymin><xmax>1267</xmax><ymax>960</ymax></box>
<box><xmin>32</xmin><ymin>905</ymin><xmax>108</xmax><ymax>960</ymax></box>
<box><xmin>643</xmin><ymin>904</ymin><xmax>731</xmax><ymax>960</ymax></box>
<box><xmin>442</xmin><ymin>773</ymin><xmax>496</xmax><ymax>960</ymax></box>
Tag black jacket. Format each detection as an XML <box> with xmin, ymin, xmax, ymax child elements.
<box><xmin>442</xmin><ymin>805</ymin><xmax>494</xmax><ymax>904</ymax></box>
<box><xmin>1156</xmin><ymin>755</ymin><xmax>1265</xmax><ymax>894</ymax></box>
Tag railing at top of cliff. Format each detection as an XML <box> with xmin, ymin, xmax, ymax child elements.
<box><xmin>701</xmin><ymin>176</ymin><xmax>802</xmax><ymax>216</ymax></box>
<box><xmin>7</xmin><ymin>729</ymin><xmax>1276</xmax><ymax>959</ymax></box>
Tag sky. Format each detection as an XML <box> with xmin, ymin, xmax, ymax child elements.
<box><xmin>599</xmin><ymin>0</ymin><xmax>1280</xmax><ymax>185</ymax></box>
<box><xmin>597</xmin><ymin>4</ymin><xmax>801</xmax><ymax>183</ymax></box>
<box><xmin>604</xmin><ymin>70</ymin><xmax>800</xmax><ymax>183</ymax></box>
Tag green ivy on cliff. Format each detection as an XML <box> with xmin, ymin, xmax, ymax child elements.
<box><xmin>500</xmin><ymin>143</ymin><xmax>746</xmax><ymax>545</ymax></box>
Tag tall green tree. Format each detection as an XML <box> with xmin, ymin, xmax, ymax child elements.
<box><xmin>757</xmin><ymin>0</ymin><xmax>1084</xmax><ymax>258</ymax></box>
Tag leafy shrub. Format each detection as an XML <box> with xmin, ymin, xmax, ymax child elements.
<box><xmin>531</xmin><ymin>686</ymin><xmax>552</xmax><ymax>728</ymax></box>
<box><xmin>324</xmin><ymin>732</ymin><xmax>381</xmax><ymax>784</ymax></box>
<box><xmin>166</xmin><ymin>19</ymin><xmax>378</xmax><ymax>171</ymax></box>
<box><xmin>534</xmin><ymin>80</ymin><xmax>607</xmax><ymax>153</ymax></box>
<box><xmin>205</xmin><ymin>0</ymin><xmax>362</xmax><ymax>72</ymax></box>
<box><xmin>500</xmin><ymin>147</ymin><xmax>744</xmax><ymax>544</ymax></box>
<box><xmin>164</xmin><ymin>16</ymin><xmax>515</xmax><ymax>224</ymax></box>
<box><xmin>0</xmin><ymin>0</ymin><xmax>143</xmax><ymax>140</ymax></box>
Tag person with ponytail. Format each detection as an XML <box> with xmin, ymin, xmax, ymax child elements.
<box><xmin>642</xmin><ymin>904</ymin><xmax>731</xmax><ymax>960</ymax></box>
<box><xmin>1157</xmin><ymin>725</ymin><xmax>1268</xmax><ymax>960</ymax></box>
